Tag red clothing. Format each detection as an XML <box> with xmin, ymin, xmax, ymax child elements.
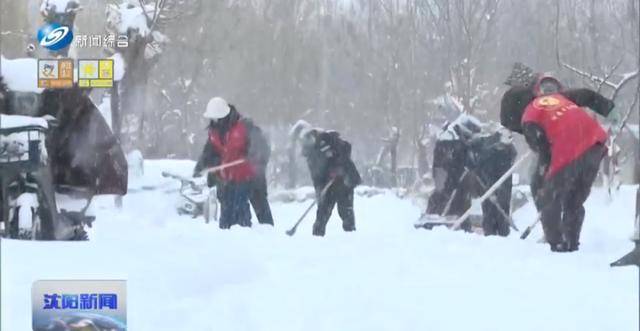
<box><xmin>522</xmin><ymin>93</ymin><xmax>607</xmax><ymax>179</ymax></box>
<box><xmin>208</xmin><ymin>120</ymin><xmax>256</xmax><ymax>182</ymax></box>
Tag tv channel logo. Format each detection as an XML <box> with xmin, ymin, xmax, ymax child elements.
<box><xmin>32</xmin><ymin>280</ymin><xmax>127</xmax><ymax>331</ymax></box>
<box><xmin>37</xmin><ymin>23</ymin><xmax>74</xmax><ymax>51</ymax></box>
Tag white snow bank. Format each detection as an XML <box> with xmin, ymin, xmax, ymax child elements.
<box><xmin>16</xmin><ymin>193</ymin><xmax>39</xmax><ymax>229</ymax></box>
<box><xmin>0</xmin><ymin>56</ymin><xmax>44</xmax><ymax>93</ymax></box>
<box><xmin>0</xmin><ymin>114</ymin><xmax>49</xmax><ymax>129</ymax></box>
<box><xmin>1</xmin><ymin>159</ymin><xmax>638</xmax><ymax>331</ymax></box>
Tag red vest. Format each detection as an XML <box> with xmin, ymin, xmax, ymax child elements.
<box><xmin>208</xmin><ymin>120</ymin><xmax>256</xmax><ymax>183</ymax></box>
<box><xmin>522</xmin><ymin>93</ymin><xmax>607</xmax><ymax>178</ymax></box>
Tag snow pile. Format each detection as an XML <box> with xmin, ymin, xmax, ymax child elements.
<box><xmin>0</xmin><ymin>56</ymin><xmax>44</xmax><ymax>93</ymax></box>
<box><xmin>271</xmin><ymin>186</ymin><xmax>316</xmax><ymax>203</ymax></box>
<box><xmin>40</xmin><ymin>0</ymin><xmax>79</xmax><ymax>14</ymax></box>
<box><xmin>0</xmin><ymin>114</ymin><xmax>49</xmax><ymax>129</ymax></box>
<box><xmin>106</xmin><ymin>2</ymin><xmax>154</xmax><ymax>37</ymax></box>
<box><xmin>16</xmin><ymin>193</ymin><xmax>39</xmax><ymax>230</ymax></box>
<box><xmin>110</xmin><ymin>52</ymin><xmax>126</xmax><ymax>81</ymax></box>
<box><xmin>437</xmin><ymin>113</ymin><xmax>484</xmax><ymax>141</ymax></box>
<box><xmin>1</xmin><ymin>159</ymin><xmax>638</xmax><ymax>330</ymax></box>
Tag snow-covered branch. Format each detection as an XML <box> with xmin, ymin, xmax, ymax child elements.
<box><xmin>554</xmin><ymin>1</ymin><xmax>639</xmax><ymax>101</ymax></box>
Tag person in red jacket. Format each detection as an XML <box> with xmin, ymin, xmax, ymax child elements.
<box><xmin>201</xmin><ymin>97</ymin><xmax>256</xmax><ymax>229</ymax></box>
<box><xmin>501</xmin><ymin>66</ymin><xmax>615</xmax><ymax>252</ymax></box>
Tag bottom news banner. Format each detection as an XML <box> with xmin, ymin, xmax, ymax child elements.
<box><xmin>31</xmin><ymin>280</ymin><xmax>127</xmax><ymax>331</ymax></box>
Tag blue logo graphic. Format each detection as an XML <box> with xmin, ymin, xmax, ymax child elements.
<box><xmin>37</xmin><ymin>23</ymin><xmax>74</xmax><ymax>51</ymax></box>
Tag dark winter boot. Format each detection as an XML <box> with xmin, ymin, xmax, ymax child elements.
<box><xmin>540</xmin><ymin>197</ymin><xmax>563</xmax><ymax>249</ymax></box>
<box><xmin>342</xmin><ymin>223</ymin><xmax>356</xmax><ymax>232</ymax></box>
<box><xmin>566</xmin><ymin>241</ymin><xmax>580</xmax><ymax>252</ymax></box>
<box><xmin>250</xmin><ymin>175</ymin><xmax>274</xmax><ymax>225</ymax></box>
<box><xmin>563</xmin><ymin>201</ymin><xmax>586</xmax><ymax>254</ymax></box>
<box><xmin>564</xmin><ymin>210</ymin><xmax>584</xmax><ymax>252</ymax></box>
<box><xmin>312</xmin><ymin>222</ymin><xmax>326</xmax><ymax>237</ymax></box>
<box><xmin>550</xmin><ymin>242</ymin><xmax>571</xmax><ymax>253</ymax></box>
<box><xmin>337</xmin><ymin>188</ymin><xmax>356</xmax><ymax>232</ymax></box>
<box><xmin>236</xmin><ymin>183</ymin><xmax>253</xmax><ymax>228</ymax></box>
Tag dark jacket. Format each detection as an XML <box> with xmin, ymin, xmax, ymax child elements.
<box><xmin>301</xmin><ymin>130</ymin><xmax>361</xmax><ymax>189</ymax></box>
<box><xmin>40</xmin><ymin>87</ymin><xmax>128</xmax><ymax>195</ymax></box>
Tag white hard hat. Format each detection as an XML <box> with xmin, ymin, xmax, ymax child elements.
<box><xmin>204</xmin><ymin>97</ymin><xmax>231</xmax><ymax>119</ymax></box>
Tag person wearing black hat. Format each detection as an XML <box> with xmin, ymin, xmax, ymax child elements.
<box><xmin>500</xmin><ymin>63</ymin><xmax>615</xmax><ymax>252</ymax></box>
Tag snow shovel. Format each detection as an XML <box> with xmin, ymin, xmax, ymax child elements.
<box><xmin>520</xmin><ymin>216</ymin><xmax>541</xmax><ymax>240</ymax></box>
<box><xmin>286</xmin><ymin>178</ymin><xmax>335</xmax><ymax>236</ymax></box>
<box><xmin>414</xmin><ymin>169</ymin><xmax>469</xmax><ymax>229</ymax></box>
<box><xmin>198</xmin><ymin>159</ymin><xmax>246</xmax><ymax>176</ymax></box>
<box><xmin>451</xmin><ymin>151</ymin><xmax>532</xmax><ymax>231</ymax></box>
<box><xmin>467</xmin><ymin>168</ymin><xmax>520</xmax><ymax>232</ymax></box>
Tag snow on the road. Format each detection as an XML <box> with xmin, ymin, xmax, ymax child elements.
<box><xmin>0</xmin><ymin>56</ymin><xmax>43</xmax><ymax>93</ymax></box>
<box><xmin>1</xmin><ymin>160</ymin><xmax>638</xmax><ymax>331</ymax></box>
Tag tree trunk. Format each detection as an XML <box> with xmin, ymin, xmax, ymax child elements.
<box><xmin>287</xmin><ymin>136</ymin><xmax>298</xmax><ymax>189</ymax></box>
<box><xmin>110</xmin><ymin>82</ymin><xmax>121</xmax><ymax>142</ymax></box>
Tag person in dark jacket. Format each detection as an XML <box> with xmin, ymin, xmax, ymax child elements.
<box><xmin>194</xmin><ymin>97</ymin><xmax>256</xmax><ymax>229</ymax></box>
<box><xmin>296</xmin><ymin>124</ymin><xmax>362</xmax><ymax>236</ymax></box>
<box><xmin>194</xmin><ymin>101</ymin><xmax>274</xmax><ymax>226</ymax></box>
<box><xmin>426</xmin><ymin>117</ymin><xmax>516</xmax><ymax>236</ymax></box>
<box><xmin>500</xmin><ymin>64</ymin><xmax>615</xmax><ymax>252</ymax></box>
<box><xmin>467</xmin><ymin>128</ymin><xmax>517</xmax><ymax>236</ymax></box>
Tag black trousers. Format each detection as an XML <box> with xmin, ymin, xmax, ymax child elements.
<box><xmin>312</xmin><ymin>180</ymin><xmax>356</xmax><ymax>236</ymax></box>
<box><xmin>532</xmin><ymin>144</ymin><xmax>605</xmax><ymax>249</ymax></box>
<box><xmin>480</xmin><ymin>176</ymin><xmax>512</xmax><ymax>237</ymax></box>
<box><xmin>217</xmin><ymin>182</ymin><xmax>252</xmax><ymax>229</ymax></box>
<box><xmin>250</xmin><ymin>174</ymin><xmax>274</xmax><ymax>225</ymax></box>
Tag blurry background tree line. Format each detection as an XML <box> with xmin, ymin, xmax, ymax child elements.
<box><xmin>1</xmin><ymin>0</ymin><xmax>638</xmax><ymax>188</ymax></box>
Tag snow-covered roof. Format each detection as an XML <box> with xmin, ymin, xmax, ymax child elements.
<box><xmin>40</xmin><ymin>0</ymin><xmax>79</xmax><ymax>14</ymax></box>
<box><xmin>0</xmin><ymin>114</ymin><xmax>49</xmax><ymax>129</ymax></box>
<box><xmin>0</xmin><ymin>56</ymin><xmax>44</xmax><ymax>94</ymax></box>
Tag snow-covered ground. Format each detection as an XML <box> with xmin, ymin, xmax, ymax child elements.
<box><xmin>1</xmin><ymin>160</ymin><xmax>638</xmax><ymax>330</ymax></box>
